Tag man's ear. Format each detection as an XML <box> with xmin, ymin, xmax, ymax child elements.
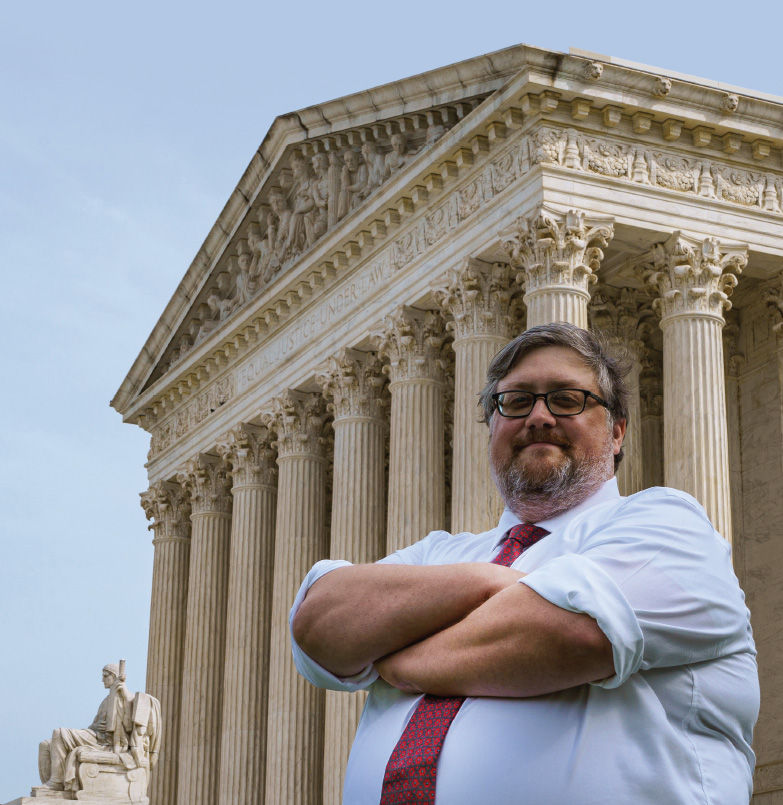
<box><xmin>612</xmin><ymin>418</ymin><xmax>627</xmax><ymax>455</ymax></box>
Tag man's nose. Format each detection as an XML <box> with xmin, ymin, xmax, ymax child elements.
<box><xmin>525</xmin><ymin>397</ymin><xmax>557</xmax><ymax>427</ymax></box>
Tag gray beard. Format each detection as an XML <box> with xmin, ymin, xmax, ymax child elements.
<box><xmin>491</xmin><ymin>439</ymin><xmax>613</xmax><ymax>523</ymax></box>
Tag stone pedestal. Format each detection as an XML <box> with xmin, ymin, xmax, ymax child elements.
<box><xmin>216</xmin><ymin>425</ymin><xmax>277</xmax><ymax>805</ymax></box>
<box><xmin>500</xmin><ymin>206</ymin><xmax>614</xmax><ymax>329</ymax></box>
<box><xmin>139</xmin><ymin>482</ymin><xmax>191</xmax><ymax>805</ymax></box>
<box><xmin>317</xmin><ymin>349</ymin><xmax>386</xmax><ymax>805</ymax></box>
<box><xmin>265</xmin><ymin>392</ymin><xmax>329</xmax><ymax>805</ymax></box>
<box><xmin>434</xmin><ymin>259</ymin><xmax>519</xmax><ymax>533</ymax></box>
<box><xmin>175</xmin><ymin>455</ymin><xmax>233</xmax><ymax>805</ymax></box>
<box><xmin>640</xmin><ymin>233</ymin><xmax>747</xmax><ymax>539</ymax></box>
<box><xmin>373</xmin><ymin>307</ymin><xmax>447</xmax><ymax>552</ymax></box>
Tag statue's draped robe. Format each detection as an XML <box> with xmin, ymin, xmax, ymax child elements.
<box><xmin>49</xmin><ymin>685</ymin><xmax>132</xmax><ymax>787</ymax></box>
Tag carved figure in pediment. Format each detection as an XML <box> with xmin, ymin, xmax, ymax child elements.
<box><xmin>267</xmin><ymin>188</ymin><xmax>292</xmax><ymax>273</ymax></box>
<box><xmin>36</xmin><ymin>661</ymin><xmax>160</xmax><ymax>804</ymax></box>
<box><xmin>194</xmin><ymin>300</ymin><xmax>219</xmax><ymax>344</ymax></box>
<box><xmin>244</xmin><ymin>227</ymin><xmax>271</xmax><ymax>297</ymax></box>
<box><xmin>310</xmin><ymin>153</ymin><xmax>331</xmax><ymax>241</ymax></box>
<box><xmin>361</xmin><ymin>142</ymin><xmax>384</xmax><ymax>199</ymax></box>
<box><xmin>383</xmin><ymin>132</ymin><xmax>413</xmax><ymax>179</ymax></box>
<box><xmin>338</xmin><ymin>149</ymin><xmax>368</xmax><ymax>219</ymax></box>
<box><xmin>287</xmin><ymin>153</ymin><xmax>316</xmax><ymax>255</ymax></box>
<box><xmin>423</xmin><ymin>120</ymin><xmax>446</xmax><ymax>147</ymax></box>
<box><xmin>327</xmin><ymin>152</ymin><xmax>343</xmax><ymax>228</ymax></box>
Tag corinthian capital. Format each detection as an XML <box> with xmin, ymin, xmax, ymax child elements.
<box><xmin>432</xmin><ymin>258</ymin><xmax>522</xmax><ymax>340</ymax></box>
<box><xmin>176</xmin><ymin>454</ymin><xmax>233</xmax><ymax>515</ymax></box>
<box><xmin>140</xmin><ymin>480</ymin><xmax>191</xmax><ymax>540</ymax></box>
<box><xmin>316</xmin><ymin>349</ymin><xmax>386</xmax><ymax>421</ymax></box>
<box><xmin>499</xmin><ymin>206</ymin><xmax>614</xmax><ymax>293</ymax></box>
<box><xmin>371</xmin><ymin>306</ymin><xmax>447</xmax><ymax>384</ymax></box>
<box><xmin>268</xmin><ymin>390</ymin><xmax>329</xmax><ymax>459</ymax></box>
<box><xmin>588</xmin><ymin>285</ymin><xmax>654</xmax><ymax>357</ymax></box>
<box><xmin>636</xmin><ymin>232</ymin><xmax>747</xmax><ymax>322</ymax></box>
<box><xmin>216</xmin><ymin>423</ymin><xmax>277</xmax><ymax>488</ymax></box>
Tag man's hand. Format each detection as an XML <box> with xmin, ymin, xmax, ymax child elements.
<box><xmin>292</xmin><ymin>562</ymin><xmax>522</xmax><ymax>677</ymax></box>
<box><xmin>375</xmin><ymin>581</ymin><xmax>614</xmax><ymax>698</ymax></box>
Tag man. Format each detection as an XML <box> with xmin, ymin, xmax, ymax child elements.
<box><xmin>40</xmin><ymin>663</ymin><xmax>133</xmax><ymax>791</ymax></box>
<box><xmin>291</xmin><ymin>323</ymin><xmax>759</xmax><ymax>804</ymax></box>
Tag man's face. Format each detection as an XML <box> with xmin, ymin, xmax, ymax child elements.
<box><xmin>489</xmin><ymin>346</ymin><xmax>625</xmax><ymax>509</ymax></box>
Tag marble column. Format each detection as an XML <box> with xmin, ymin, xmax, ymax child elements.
<box><xmin>140</xmin><ymin>481</ymin><xmax>191</xmax><ymax>805</ymax></box>
<box><xmin>763</xmin><ymin>274</ymin><xmax>783</xmax><ymax>478</ymax></box>
<box><xmin>639</xmin><ymin>356</ymin><xmax>664</xmax><ymax>490</ymax></box>
<box><xmin>433</xmin><ymin>258</ymin><xmax>520</xmax><ymax>533</ymax></box>
<box><xmin>722</xmin><ymin>316</ymin><xmax>745</xmax><ymax>572</ymax></box>
<box><xmin>317</xmin><ymin>349</ymin><xmax>387</xmax><ymax>805</ymax></box>
<box><xmin>373</xmin><ymin>306</ymin><xmax>447</xmax><ymax>552</ymax></box>
<box><xmin>265</xmin><ymin>391</ymin><xmax>330</xmax><ymax>805</ymax></box>
<box><xmin>176</xmin><ymin>454</ymin><xmax>233</xmax><ymax>805</ymax></box>
<box><xmin>500</xmin><ymin>205</ymin><xmax>614</xmax><ymax>329</ymax></box>
<box><xmin>639</xmin><ymin>232</ymin><xmax>747</xmax><ymax>540</ymax></box>
<box><xmin>216</xmin><ymin>425</ymin><xmax>277</xmax><ymax>805</ymax></box>
<box><xmin>589</xmin><ymin>286</ymin><xmax>653</xmax><ymax>496</ymax></box>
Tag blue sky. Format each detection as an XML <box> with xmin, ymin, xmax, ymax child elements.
<box><xmin>1</xmin><ymin>0</ymin><xmax>779</xmax><ymax>798</ymax></box>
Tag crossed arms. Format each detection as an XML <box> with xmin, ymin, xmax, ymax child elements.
<box><xmin>291</xmin><ymin>562</ymin><xmax>614</xmax><ymax>698</ymax></box>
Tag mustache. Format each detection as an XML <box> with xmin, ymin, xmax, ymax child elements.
<box><xmin>511</xmin><ymin>431</ymin><xmax>572</xmax><ymax>450</ymax></box>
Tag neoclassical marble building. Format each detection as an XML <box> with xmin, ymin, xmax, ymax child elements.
<box><xmin>112</xmin><ymin>44</ymin><xmax>783</xmax><ymax>804</ymax></box>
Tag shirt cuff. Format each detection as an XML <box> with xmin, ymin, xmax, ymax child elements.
<box><xmin>289</xmin><ymin>559</ymin><xmax>380</xmax><ymax>692</ymax></box>
<box><xmin>520</xmin><ymin>553</ymin><xmax>644</xmax><ymax>688</ymax></box>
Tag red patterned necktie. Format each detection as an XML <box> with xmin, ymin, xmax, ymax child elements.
<box><xmin>378</xmin><ymin>523</ymin><xmax>550</xmax><ymax>804</ymax></box>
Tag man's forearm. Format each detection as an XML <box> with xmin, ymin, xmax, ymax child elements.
<box><xmin>292</xmin><ymin>562</ymin><xmax>522</xmax><ymax>677</ymax></box>
<box><xmin>375</xmin><ymin>582</ymin><xmax>614</xmax><ymax>697</ymax></box>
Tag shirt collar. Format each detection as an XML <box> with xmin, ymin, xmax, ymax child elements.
<box><xmin>495</xmin><ymin>477</ymin><xmax>621</xmax><ymax>547</ymax></box>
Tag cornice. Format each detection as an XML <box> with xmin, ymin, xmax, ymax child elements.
<box><xmin>113</xmin><ymin>44</ymin><xmax>783</xmax><ymax>426</ymax></box>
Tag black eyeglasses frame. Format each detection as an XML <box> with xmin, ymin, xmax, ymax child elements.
<box><xmin>491</xmin><ymin>388</ymin><xmax>610</xmax><ymax>418</ymax></box>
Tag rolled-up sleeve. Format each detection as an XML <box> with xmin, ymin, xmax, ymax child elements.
<box><xmin>521</xmin><ymin>553</ymin><xmax>645</xmax><ymax>688</ymax></box>
<box><xmin>289</xmin><ymin>559</ymin><xmax>380</xmax><ymax>691</ymax></box>
<box><xmin>521</xmin><ymin>488</ymin><xmax>753</xmax><ymax>688</ymax></box>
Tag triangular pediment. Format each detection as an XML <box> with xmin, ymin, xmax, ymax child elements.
<box><xmin>111</xmin><ymin>44</ymin><xmax>542</xmax><ymax>416</ymax></box>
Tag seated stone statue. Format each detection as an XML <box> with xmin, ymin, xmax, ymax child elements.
<box><xmin>33</xmin><ymin>662</ymin><xmax>160</xmax><ymax>804</ymax></box>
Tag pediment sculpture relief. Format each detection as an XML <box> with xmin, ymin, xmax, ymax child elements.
<box><xmin>162</xmin><ymin>103</ymin><xmax>481</xmax><ymax>375</ymax></box>
<box><xmin>31</xmin><ymin>661</ymin><xmax>160</xmax><ymax>804</ymax></box>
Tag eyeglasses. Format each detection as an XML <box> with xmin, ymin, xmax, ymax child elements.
<box><xmin>491</xmin><ymin>388</ymin><xmax>610</xmax><ymax>418</ymax></box>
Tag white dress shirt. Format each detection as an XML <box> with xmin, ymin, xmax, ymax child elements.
<box><xmin>291</xmin><ymin>480</ymin><xmax>759</xmax><ymax>804</ymax></box>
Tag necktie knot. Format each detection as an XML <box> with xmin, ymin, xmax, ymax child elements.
<box><xmin>492</xmin><ymin>523</ymin><xmax>550</xmax><ymax>567</ymax></box>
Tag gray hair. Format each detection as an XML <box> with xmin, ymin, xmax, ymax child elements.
<box><xmin>103</xmin><ymin>663</ymin><xmax>120</xmax><ymax>678</ymax></box>
<box><xmin>479</xmin><ymin>323</ymin><xmax>631</xmax><ymax>469</ymax></box>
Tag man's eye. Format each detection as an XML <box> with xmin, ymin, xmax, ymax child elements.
<box><xmin>506</xmin><ymin>393</ymin><xmax>532</xmax><ymax>405</ymax></box>
<box><xmin>550</xmin><ymin>391</ymin><xmax>580</xmax><ymax>407</ymax></box>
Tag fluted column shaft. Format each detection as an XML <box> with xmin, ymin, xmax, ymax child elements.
<box><xmin>451</xmin><ymin>336</ymin><xmax>507</xmax><ymax>528</ymax></box>
<box><xmin>588</xmin><ymin>287</ymin><xmax>652</xmax><ymax>496</ymax></box>
<box><xmin>500</xmin><ymin>206</ymin><xmax>614</xmax><ymax>330</ymax></box>
<box><xmin>661</xmin><ymin>315</ymin><xmax>731</xmax><ymax>535</ymax></box>
<box><xmin>639</xmin><ymin>232</ymin><xmax>747</xmax><ymax>540</ymax></box>
<box><xmin>374</xmin><ymin>307</ymin><xmax>446</xmax><ymax>552</ymax></box>
<box><xmin>318</xmin><ymin>350</ymin><xmax>387</xmax><ymax>805</ymax></box>
<box><xmin>640</xmin><ymin>366</ymin><xmax>664</xmax><ymax>490</ymax></box>
<box><xmin>613</xmin><ymin>346</ymin><xmax>643</xmax><ymax>496</ymax></box>
<box><xmin>177</xmin><ymin>456</ymin><xmax>233</xmax><ymax>805</ymax></box>
<box><xmin>141</xmin><ymin>482</ymin><xmax>191</xmax><ymax>805</ymax></box>
<box><xmin>265</xmin><ymin>392</ymin><xmax>329</xmax><ymax>805</ymax></box>
<box><xmin>433</xmin><ymin>259</ymin><xmax>519</xmax><ymax>533</ymax></box>
<box><xmin>387</xmin><ymin>378</ymin><xmax>444</xmax><ymax>551</ymax></box>
<box><xmin>218</xmin><ymin>426</ymin><xmax>277</xmax><ymax>805</ymax></box>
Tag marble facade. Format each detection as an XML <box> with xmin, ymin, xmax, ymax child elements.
<box><xmin>112</xmin><ymin>44</ymin><xmax>783</xmax><ymax>804</ymax></box>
